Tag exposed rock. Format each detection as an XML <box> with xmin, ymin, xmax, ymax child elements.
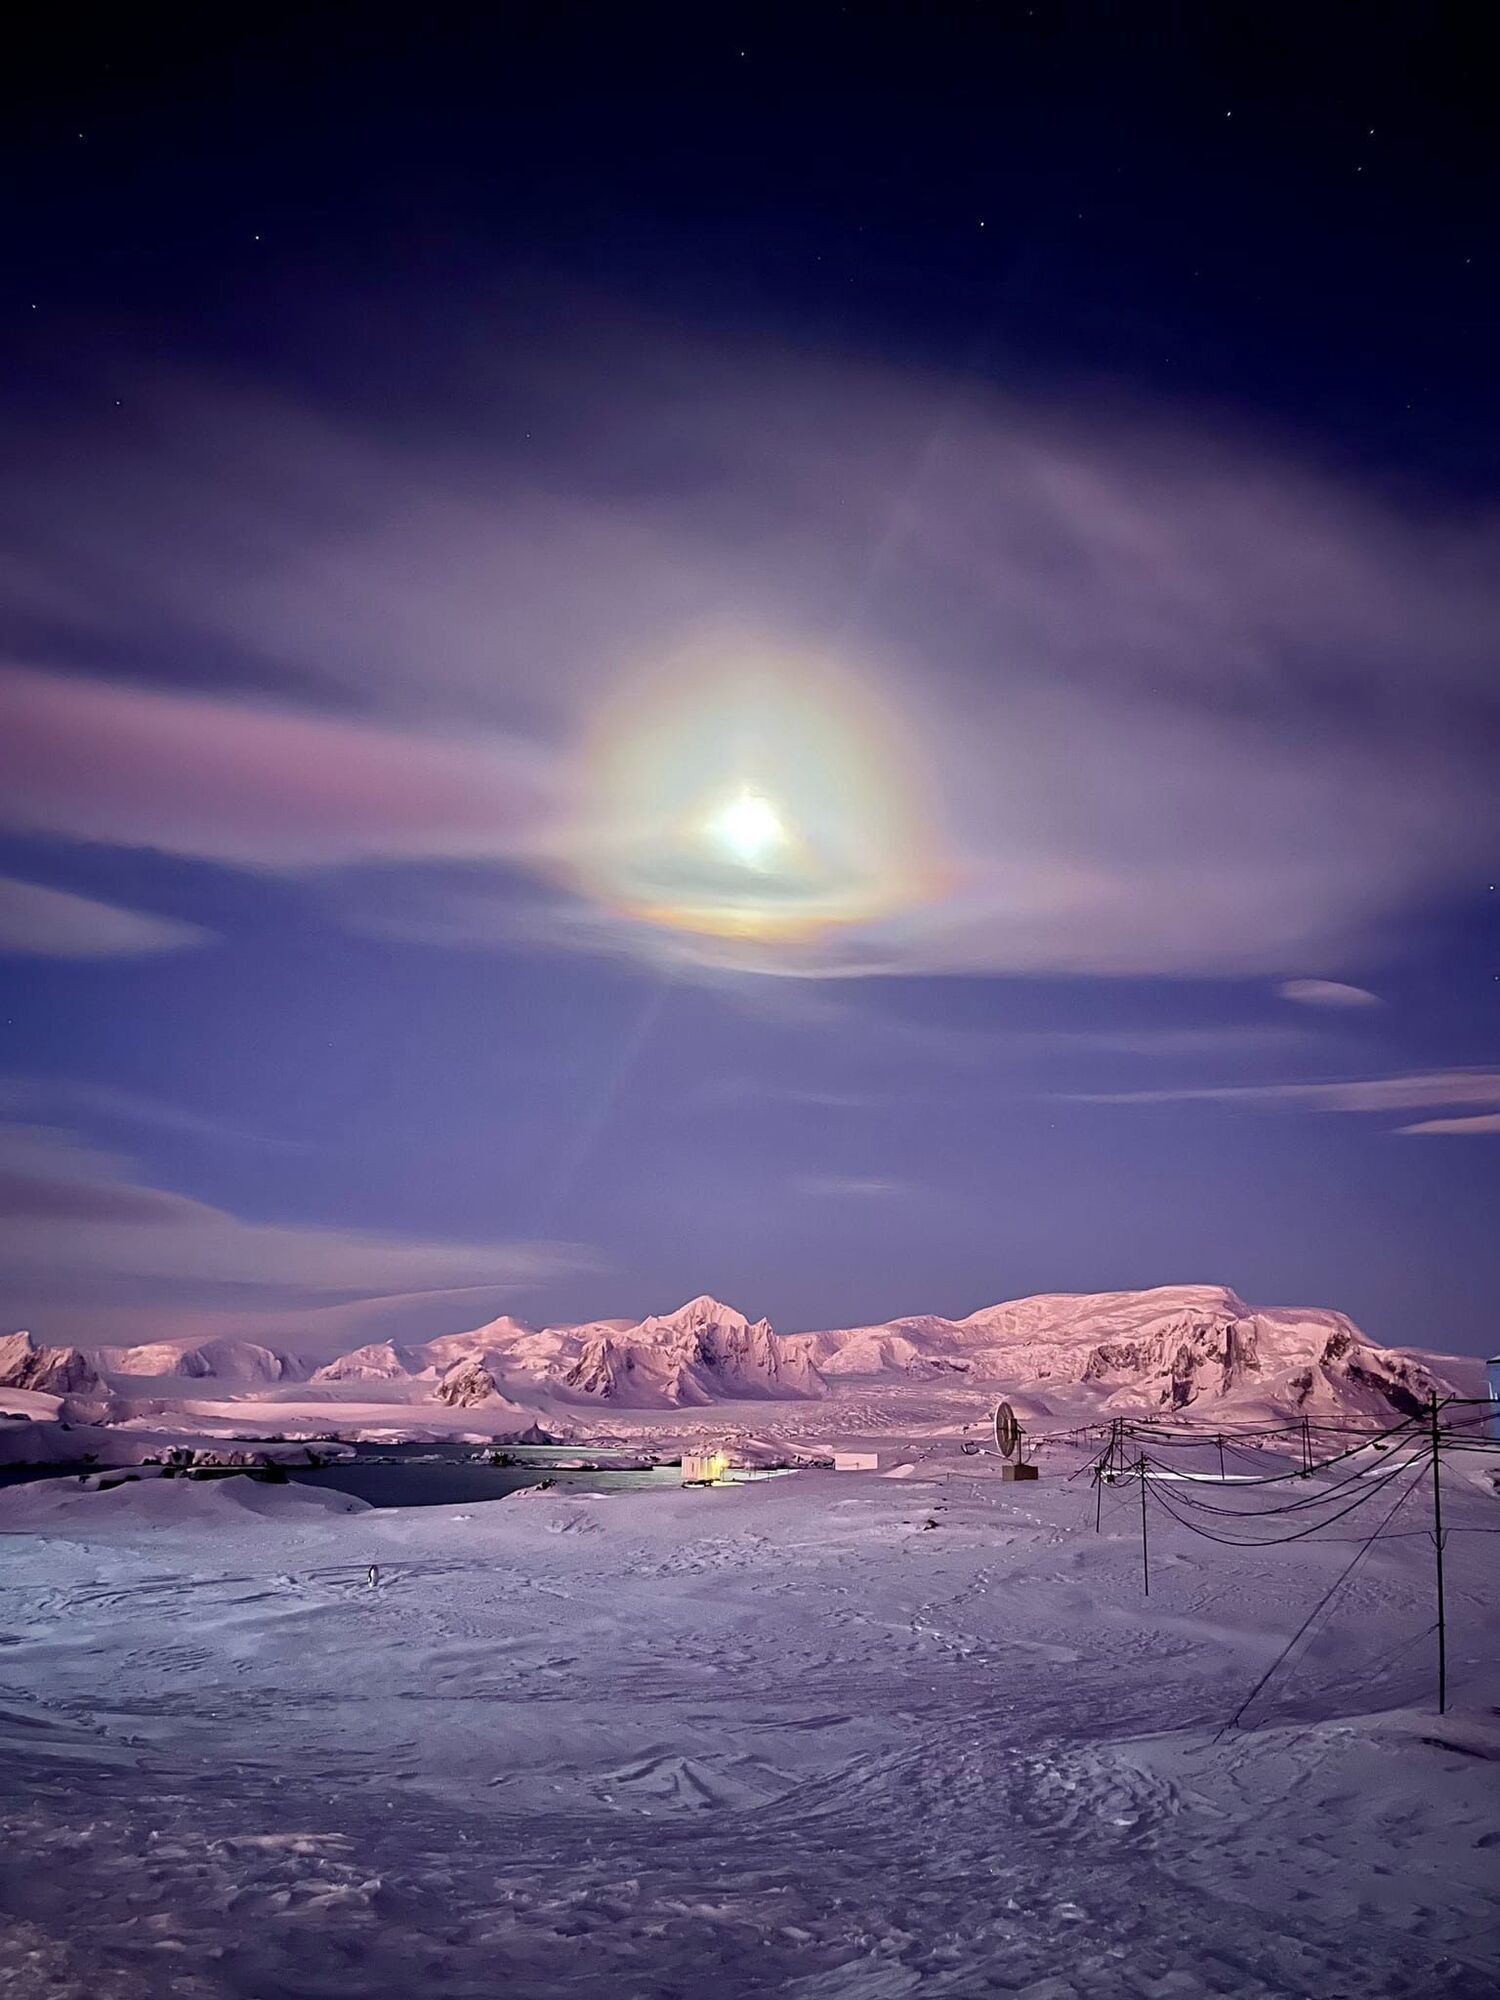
<box><xmin>1082</xmin><ymin>1315</ymin><xmax>1264</xmax><ymax>1407</ymax></box>
<box><xmin>501</xmin><ymin>1421</ymin><xmax>558</xmax><ymax>1446</ymax></box>
<box><xmin>1301</xmin><ymin>1329</ymin><xmax>1436</xmax><ymax>1420</ymax></box>
<box><xmin>435</xmin><ymin>1357</ymin><xmax>504</xmax><ymax>1408</ymax></box>
<box><xmin>563</xmin><ymin>1335</ymin><xmax>635</xmax><ymax>1402</ymax></box>
<box><xmin>560</xmin><ymin>1296</ymin><xmax>825</xmax><ymax>1407</ymax></box>
<box><xmin>0</xmin><ymin>1331</ymin><xmax>102</xmax><ymax>1397</ymax></box>
<box><xmin>41</xmin><ymin>1285</ymin><xmax>1462</xmax><ymax>1429</ymax></box>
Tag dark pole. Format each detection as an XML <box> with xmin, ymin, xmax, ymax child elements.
<box><xmin>1138</xmin><ymin>1452</ymin><xmax>1150</xmax><ymax>1596</ymax></box>
<box><xmin>1095</xmin><ymin>1417</ymin><xmax>1117</xmax><ymax>1532</ymax></box>
<box><xmin>1430</xmin><ymin>1392</ymin><xmax>1447</xmax><ymax>1715</ymax></box>
<box><xmin>1217</xmin><ymin>1433</ymin><xmax>1226</xmax><ymax>1483</ymax></box>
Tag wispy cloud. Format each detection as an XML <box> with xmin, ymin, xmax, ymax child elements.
<box><xmin>682</xmin><ymin>1021</ymin><xmax>1311</xmax><ymax>1120</ymax></box>
<box><xmin>1018</xmin><ymin>1024</ymin><xmax>1313</xmax><ymax>1058</ymax></box>
<box><xmin>0</xmin><ymin>1078</ymin><xmax>304</xmax><ymax>1150</ymax></box>
<box><xmin>687</xmin><ymin>1078</ymin><xmax>877</xmax><ymax>1114</ymax></box>
<box><xmin>793</xmin><ymin>1174</ymin><xmax>904</xmax><ymax>1198</ymax></box>
<box><xmin>1072</xmin><ymin>1069</ymin><xmax>1500</xmax><ymax>1114</ymax></box>
<box><xmin>1279</xmin><ymin>979</ymin><xmax>1383</xmax><ymax>1009</ymax></box>
<box><xmin>1398</xmin><ymin>1112</ymin><xmax>1500</xmax><ymax>1137</ymax></box>
<box><xmin>5</xmin><ymin>325</ymin><xmax>1498</xmax><ymax>978</ymax></box>
<box><xmin>0</xmin><ymin>1123</ymin><xmax>591</xmax><ymax>1343</ymax></box>
<box><xmin>0</xmin><ymin>666</ymin><xmax>552</xmax><ymax>869</ymax></box>
<box><xmin>0</xmin><ymin>876</ymin><xmax>209</xmax><ymax>958</ymax></box>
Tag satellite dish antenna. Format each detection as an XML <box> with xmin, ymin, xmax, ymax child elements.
<box><xmin>993</xmin><ymin>1400</ymin><xmax>1021</xmax><ymax>1460</ymax></box>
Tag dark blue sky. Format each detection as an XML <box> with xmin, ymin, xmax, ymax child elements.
<box><xmin>1</xmin><ymin>4</ymin><xmax>1496</xmax><ymax>1353</ymax></box>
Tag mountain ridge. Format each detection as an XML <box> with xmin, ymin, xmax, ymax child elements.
<box><xmin>52</xmin><ymin>1283</ymin><xmax>1460</xmax><ymax>1421</ymax></box>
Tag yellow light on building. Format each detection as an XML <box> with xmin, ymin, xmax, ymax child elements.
<box><xmin>682</xmin><ymin>1450</ymin><xmax>728</xmax><ymax>1486</ymax></box>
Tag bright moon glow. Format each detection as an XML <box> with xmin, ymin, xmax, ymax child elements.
<box><xmin>571</xmin><ymin>640</ymin><xmax>940</xmax><ymax>957</ymax></box>
<box><xmin>705</xmin><ymin>789</ymin><xmax>787</xmax><ymax>870</ymax></box>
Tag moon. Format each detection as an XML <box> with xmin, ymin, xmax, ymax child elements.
<box><xmin>568</xmin><ymin>638</ymin><xmax>941</xmax><ymax>957</ymax></box>
<box><xmin>704</xmin><ymin>789</ymin><xmax>788</xmax><ymax>871</ymax></box>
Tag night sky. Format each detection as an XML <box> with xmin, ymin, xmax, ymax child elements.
<box><xmin>2</xmin><ymin>5</ymin><xmax>1496</xmax><ymax>1354</ymax></box>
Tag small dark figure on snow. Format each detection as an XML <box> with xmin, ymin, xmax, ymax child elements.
<box><xmin>367</xmin><ymin>1564</ymin><xmax>380</xmax><ymax>1589</ymax></box>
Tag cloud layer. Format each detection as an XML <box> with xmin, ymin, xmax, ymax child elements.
<box><xmin>1398</xmin><ymin>1113</ymin><xmax>1500</xmax><ymax>1137</ymax></box>
<box><xmin>0</xmin><ymin>1124</ymin><xmax>588</xmax><ymax>1343</ymax></box>
<box><xmin>1279</xmin><ymin>979</ymin><xmax>1383</xmax><ymax>1010</ymax></box>
<box><xmin>1074</xmin><ymin>1068</ymin><xmax>1500</xmax><ymax>1125</ymax></box>
<box><xmin>0</xmin><ymin>667</ymin><xmax>549</xmax><ymax>868</ymax></box>
<box><xmin>5</xmin><ymin>322</ymin><xmax>1497</xmax><ymax>979</ymax></box>
<box><xmin>0</xmin><ymin>876</ymin><xmax>209</xmax><ymax>958</ymax></box>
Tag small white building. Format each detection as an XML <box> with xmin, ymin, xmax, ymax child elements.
<box><xmin>681</xmin><ymin>1451</ymin><xmax>728</xmax><ymax>1485</ymax></box>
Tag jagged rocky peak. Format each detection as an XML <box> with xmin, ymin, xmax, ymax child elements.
<box><xmin>1082</xmin><ymin>1314</ymin><xmax>1264</xmax><ymax>1408</ymax></box>
<box><xmin>562</xmin><ymin>1334</ymin><xmax>637</xmax><ymax>1402</ymax></box>
<box><xmin>506</xmin><ymin>1421</ymin><xmax>558</xmax><ymax>1446</ymax></box>
<box><xmin>1075</xmin><ymin>1306</ymin><xmax>1443</xmax><ymax>1419</ymax></box>
<box><xmin>1291</xmin><ymin>1327</ymin><xmax>1440</xmax><ymax>1420</ymax></box>
<box><xmin>561</xmin><ymin>1296</ymin><xmax>825</xmax><ymax>1407</ymax></box>
<box><xmin>0</xmin><ymin>1331</ymin><xmax>102</xmax><ymax>1397</ymax></box>
<box><xmin>435</xmin><ymin>1356</ymin><xmax>504</xmax><ymax>1407</ymax></box>
<box><xmin>54</xmin><ymin>1285</ymin><xmax>1456</xmax><ymax>1426</ymax></box>
<box><xmin>639</xmin><ymin>1294</ymin><xmax>758</xmax><ymax>1336</ymax></box>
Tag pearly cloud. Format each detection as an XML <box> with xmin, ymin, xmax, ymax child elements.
<box><xmin>5</xmin><ymin>320</ymin><xmax>1498</xmax><ymax>979</ymax></box>
<box><xmin>0</xmin><ymin>666</ymin><xmax>552</xmax><ymax>868</ymax></box>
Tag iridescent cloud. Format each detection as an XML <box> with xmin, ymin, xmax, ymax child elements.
<box><xmin>4</xmin><ymin>320</ymin><xmax>1497</xmax><ymax>978</ymax></box>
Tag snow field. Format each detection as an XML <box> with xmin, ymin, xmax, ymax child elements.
<box><xmin>0</xmin><ymin>1454</ymin><xmax>1496</xmax><ymax>1998</ymax></box>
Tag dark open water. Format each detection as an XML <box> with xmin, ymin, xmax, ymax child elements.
<box><xmin>0</xmin><ymin>1442</ymin><xmax>682</xmax><ymax>1506</ymax></box>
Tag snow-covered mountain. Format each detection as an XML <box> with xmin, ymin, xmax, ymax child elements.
<box><xmin>68</xmin><ymin>1284</ymin><xmax>1458</xmax><ymax>1422</ymax></box>
<box><xmin>799</xmin><ymin>1285</ymin><xmax>1446</xmax><ymax>1417</ymax></box>
<box><xmin>0</xmin><ymin>1331</ymin><xmax>102</xmax><ymax>1398</ymax></box>
<box><xmin>431</xmin><ymin>1356</ymin><xmax>541</xmax><ymax>1423</ymax></box>
<box><xmin>98</xmin><ymin>1337</ymin><xmax>310</xmax><ymax>1386</ymax></box>
<box><xmin>417</xmin><ymin>1315</ymin><xmax>556</xmax><ymax>1376</ymax></box>
<box><xmin>309</xmin><ymin>1341</ymin><xmax>422</xmax><ymax>1384</ymax></box>
<box><xmin>559</xmin><ymin>1296</ymin><xmax>825</xmax><ymax>1407</ymax></box>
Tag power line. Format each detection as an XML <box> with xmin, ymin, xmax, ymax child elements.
<box><xmin>1213</xmin><ymin>1463</ymin><xmax>1426</xmax><ymax>1739</ymax></box>
<box><xmin>1143</xmin><ymin>1454</ymin><xmax>1421</xmax><ymax>1548</ymax></box>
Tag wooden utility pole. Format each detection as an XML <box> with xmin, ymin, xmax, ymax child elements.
<box><xmin>1430</xmin><ymin>1392</ymin><xmax>1447</xmax><ymax>1715</ymax></box>
<box><xmin>1094</xmin><ymin>1417</ymin><xmax>1118</xmax><ymax>1533</ymax></box>
<box><xmin>1138</xmin><ymin>1452</ymin><xmax>1150</xmax><ymax>1595</ymax></box>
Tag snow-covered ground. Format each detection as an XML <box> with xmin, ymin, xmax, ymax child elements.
<box><xmin>1</xmin><ymin>1433</ymin><xmax>1495</xmax><ymax>1998</ymax></box>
